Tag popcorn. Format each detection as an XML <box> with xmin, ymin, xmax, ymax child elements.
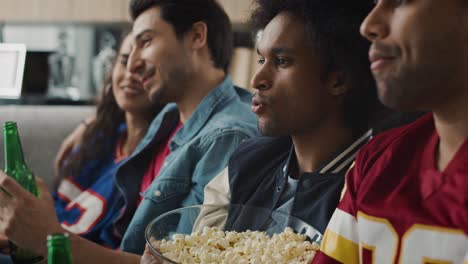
<box><xmin>158</xmin><ymin>227</ymin><xmax>320</xmax><ymax>264</ymax></box>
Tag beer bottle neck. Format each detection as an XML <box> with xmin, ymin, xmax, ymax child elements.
<box><xmin>47</xmin><ymin>234</ymin><xmax>72</xmax><ymax>264</ymax></box>
<box><xmin>3</xmin><ymin>122</ymin><xmax>27</xmax><ymax>172</ymax></box>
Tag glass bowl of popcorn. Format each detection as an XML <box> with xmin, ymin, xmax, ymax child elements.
<box><xmin>145</xmin><ymin>204</ymin><xmax>322</xmax><ymax>264</ymax></box>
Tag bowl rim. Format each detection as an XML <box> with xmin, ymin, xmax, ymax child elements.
<box><xmin>144</xmin><ymin>204</ymin><xmax>322</xmax><ymax>263</ymax></box>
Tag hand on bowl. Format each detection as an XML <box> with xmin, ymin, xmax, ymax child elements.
<box><xmin>141</xmin><ymin>244</ymin><xmax>162</xmax><ymax>264</ymax></box>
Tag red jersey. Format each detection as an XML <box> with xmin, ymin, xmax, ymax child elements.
<box><xmin>314</xmin><ymin>113</ymin><xmax>468</xmax><ymax>264</ymax></box>
<box><xmin>139</xmin><ymin>122</ymin><xmax>182</xmax><ymax>204</ymax></box>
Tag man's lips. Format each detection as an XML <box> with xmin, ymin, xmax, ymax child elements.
<box><xmin>142</xmin><ymin>75</ymin><xmax>154</xmax><ymax>88</ymax></box>
<box><xmin>251</xmin><ymin>97</ymin><xmax>267</xmax><ymax>114</ymax></box>
<box><xmin>369</xmin><ymin>51</ymin><xmax>396</xmax><ymax>71</ymax></box>
<box><xmin>139</xmin><ymin>70</ymin><xmax>156</xmax><ymax>88</ymax></box>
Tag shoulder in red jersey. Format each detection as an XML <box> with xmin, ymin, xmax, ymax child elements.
<box><xmin>315</xmin><ymin>112</ymin><xmax>467</xmax><ymax>264</ymax></box>
<box><xmin>357</xmin><ymin>113</ymin><xmax>433</xmax><ymax>175</ymax></box>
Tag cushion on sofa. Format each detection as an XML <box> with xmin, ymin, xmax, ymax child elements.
<box><xmin>0</xmin><ymin>105</ymin><xmax>95</xmax><ymax>188</ymax></box>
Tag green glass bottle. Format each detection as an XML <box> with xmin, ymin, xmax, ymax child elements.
<box><xmin>47</xmin><ymin>233</ymin><xmax>72</xmax><ymax>264</ymax></box>
<box><xmin>3</xmin><ymin>121</ymin><xmax>44</xmax><ymax>264</ymax></box>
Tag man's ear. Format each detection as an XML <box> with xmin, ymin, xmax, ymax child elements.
<box><xmin>329</xmin><ymin>72</ymin><xmax>348</xmax><ymax>96</ymax></box>
<box><xmin>189</xmin><ymin>21</ymin><xmax>208</xmax><ymax>50</ymax></box>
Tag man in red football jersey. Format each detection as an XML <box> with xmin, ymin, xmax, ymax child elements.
<box><xmin>314</xmin><ymin>1</ymin><xmax>468</xmax><ymax>263</ymax></box>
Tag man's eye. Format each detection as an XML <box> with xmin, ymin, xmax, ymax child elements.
<box><xmin>258</xmin><ymin>58</ymin><xmax>265</xmax><ymax>65</ymax></box>
<box><xmin>275</xmin><ymin>58</ymin><xmax>290</xmax><ymax>67</ymax></box>
<box><xmin>137</xmin><ymin>37</ymin><xmax>151</xmax><ymax>47</ymax></box>
<box><xmin>142</xmin><ymin>38</ymin><xmax>151</xmax><ymax>46</ymax></box>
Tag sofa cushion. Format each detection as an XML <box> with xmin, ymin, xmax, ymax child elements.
<box><xmin>0</xmin><ymin>105</ymin><xmax>95</xmax><ymax>187</ymax></box>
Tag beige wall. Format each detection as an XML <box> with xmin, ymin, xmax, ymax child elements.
<box><xmin>0</xmin><ymin>0</ymin><xmax>254</xmax><ymax>23</ymax></box>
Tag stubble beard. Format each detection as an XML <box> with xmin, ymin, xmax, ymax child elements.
<box><xmin>258</xmin><ymin>116</ymin><xmax>294</xmax><ymax>137</ymax></box>
<box><xmin>149</xmin><ymin>64</ymin><xmax>190</xmax><ymax>105</ymax></box>
<box><xmin>377</xmin><ymin>62</ymin><xmax>453</xmax><ymax>112</ymax></box>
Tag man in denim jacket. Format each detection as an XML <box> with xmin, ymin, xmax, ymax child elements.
<box><xmin>0</xmin><ymin>0</ymin><xmax>257</xmax><ymax>263</ymax></box>
<box><xmin>114</xmin><ymin>78</ymin><xmax>257</xmax><ymax>254</ymax></box>
<box><xmin>113</xmin><ymin>0</ymin><xmax>257</xmax><ymax>254</ymax></box>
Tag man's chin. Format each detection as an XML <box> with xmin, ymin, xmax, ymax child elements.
<box><xmin>258</xmin><ymin>122</ymin><xmax>287</xmax><ymax>137</ymax></box>
<box><xmin>379</xmin><ymin>89</ymin><xmax>420</xmax><ymax>112</ymax></box>
<box><xmin>148</xmin><ymin>87</ymin><xmax>167</xmax><ymax>104</ymax></box>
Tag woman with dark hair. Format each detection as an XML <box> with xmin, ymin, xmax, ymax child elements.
<box><xmin>52</xmin><ymin>33</ymin><xmax>163</xmax><ymax>249</ymax></box>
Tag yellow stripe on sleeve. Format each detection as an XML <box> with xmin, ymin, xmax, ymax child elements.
<box><xmin>321</xmin><ymin>229</ymin><xmax>359</xmax><ymax>264</ymax></box>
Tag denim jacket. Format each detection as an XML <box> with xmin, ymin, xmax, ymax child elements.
<box><xmin>114</xmin><ymin>76</ymin><xmax>258</xmax><ymax>254</ymax></box>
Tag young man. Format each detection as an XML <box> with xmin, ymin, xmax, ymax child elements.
<box><xmin>314</xmin><ymin>1</ymin><xmax>468</xmax><ymax>263</ymax></box>
<box><xmin>196</xmin><ymin>0</ymin><xmax>381</xmax><ymax>234</ymax></box>
<box><xmin>0</xmin><ymin>0</ymin><xmax>257</xmax><ymax>263</ymax></box>
<box><xmin>116</xmin><ymin>0</ymin><xmax>258</xmax><ymax>254</ymax></box>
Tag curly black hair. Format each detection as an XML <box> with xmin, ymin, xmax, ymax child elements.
<box><xmin>251</xmin><ymin>0</ymin><xmax>385</xmax><ymax>135</ymax></box>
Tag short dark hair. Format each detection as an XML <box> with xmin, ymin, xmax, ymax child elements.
<box><xmin>251</xmin><ymin>0</ymin><xmax>383</xmax><ymax>135</ymax></box>
<box><xmin>130</xmin><ymin>0</ymin><xmax>233</xmax><ymax>72</ymax></box>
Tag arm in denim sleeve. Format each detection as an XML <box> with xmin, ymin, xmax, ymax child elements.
<box><xmin>120</xmin><ymin>129</ymin><xmax>253</xmax><ymax>254</ymax></box>
<box><xmin>182</xmin><ymin>129</ymin><xmax>250</xmax><ymax>207</ymax></box>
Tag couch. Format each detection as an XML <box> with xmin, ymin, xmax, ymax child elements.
<box><xmin>0</xmin><ymin>105</ymin><xmax>95</xmax><ymax>187</ymax></box>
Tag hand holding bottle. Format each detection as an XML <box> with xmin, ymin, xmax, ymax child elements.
<box><xmin>0</xmin><ymin>172</ymin><xmax>64</xmax><ymax>258</ymax></box>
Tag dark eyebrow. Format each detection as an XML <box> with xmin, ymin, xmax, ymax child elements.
<box><xmin>134</xmin><ymin>29</ymin><xmax>155</xmax><ymax>42</ymax></box>
<box><xmin>257</xmin><ymin>47</ymin><xmax>295</xmax><ymax>56</ymax></box>
<box><xmin>271</xmin><ymin>47</ymin><xmax>295</xmax><ymax>55</ymax></box>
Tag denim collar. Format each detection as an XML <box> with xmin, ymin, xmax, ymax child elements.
<box><xmin>170</xmin><ymin>75</ymin><xmax>237</xmax><ymax>148</ymax></box>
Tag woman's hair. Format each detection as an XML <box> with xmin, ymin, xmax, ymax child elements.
<box><xmin>59</xmin><ymin>32</ymin><xmax>161</xmax><ymax>183</ymax></box>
